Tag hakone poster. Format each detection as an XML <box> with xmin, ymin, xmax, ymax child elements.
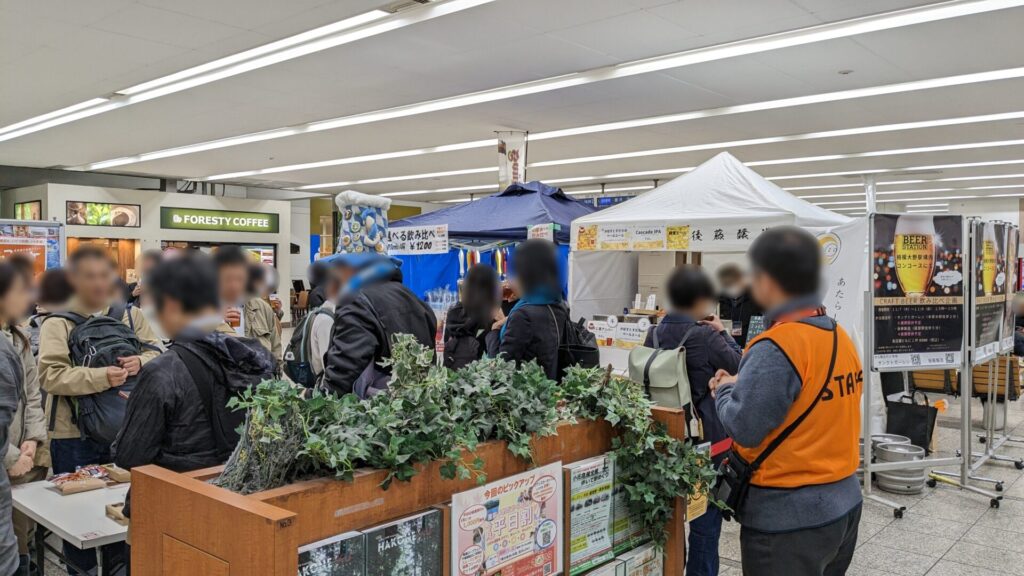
<box><xmin>871</xmin><ymin>214</ymin><xmax>964</xmax><ymax>370</ymax></box>
<box><xmin>973</xmin><ymin>220</ymin><xmax>1008</xmax><ymax>363</ymax></box>
<box><xmin>451</xmin><ymin>461</ymin><xmax>562</xmax><ymax>576</ymax></box>
<box><xmin>1001</xmin><ymin>226</ymin><xmax>1019</xmax><ymax>352</ymax></box>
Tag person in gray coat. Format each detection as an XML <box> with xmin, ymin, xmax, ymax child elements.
<box><xmin>0</xmin><ymin>262</ymin><xmax>33</xmax><ymax>575</ymax></box>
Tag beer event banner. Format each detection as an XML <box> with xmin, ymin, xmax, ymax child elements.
<box><xmin>573</xmin><ymin>222</ymin><xmax>764</xmax><ymax>252</ymax></box>
<box><xmin>1001</xmin><ymin>226</ymin><xmax>1020</xmax><ymax>352</ymax></box>
<box><xmin>973</xmin><ymin>220</ymin><xmax>1009</xmax><ymax>363</ymax></box>
<box><xmin>870</xmin><ymin>214</ymin><xmax>965</xmax><ymax>370</ymax></box>
<box><xmin>387</xmin><ymin>224</ymin><xmax>449</xmax><ymax>255</ymax></box>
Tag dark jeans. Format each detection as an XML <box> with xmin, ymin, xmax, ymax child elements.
<box><xmin>740</xmin><ymin>504</ymin><xmax>861</xmax><ymax>576</ymax></box>
<box><xmin>687</xmin><ymin>505</ymin><xmax>723</xmax><ymax>576</ymax></box>
<box><xmin>50</xmin><ymin>438</ymin><xmax>124</xmax><ymax>576</ymax></box>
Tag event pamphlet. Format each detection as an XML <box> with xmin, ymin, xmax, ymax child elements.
<box><xmin>587</xmin><ymin>559</ymin><xmax>626</xmax><ymax>576</ymax></box>
<box><xmin>297</xmin><ymin>532</ymin><xmax>365</xmax><ymax>576</ymax></box>
<box><xmin>363</xmin><ymin>509</ymin><xmax>443</xmax><ymax>576</ymax></box>
<box><xmin>618</xmin><ymin>542</ymin><xmax>662</xmax><ymax>576</ymax></box>
<box><xmin>871</xmin><ymin>214</ymin><xmax>965</xmax><ymax>370</ymax></box>
<box><xmin>611</xmin><ymin>477</ymin><xmax>646</xmax><ymax>555</ymax></box>
<box><xmin>451</xmin><ymin>461</ymin><xmax>563</xmax><ymax>576</ymax></box>
<box><xmin>565</xmin><ymin>456</ymin><xmax>615</xmax><ymax>575</ymax></box>
<box><xmin>972</xmin><ymin>220</ymin><xmax>1007</xmax><ymax>363</ymax></box>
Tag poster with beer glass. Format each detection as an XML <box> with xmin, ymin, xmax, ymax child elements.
<box><xmin>1001</xmin><ymin>226</ymin><xmax>1019</xmax><ymax>352</ymax></box>
<box><xmin>871</xmin><ymin>214</ymin><xmax>964</xmax><ymax>370</ymax></box>
<box><xmin>972</xmin><ymin>221</ymin><xmax>1008</xmax><ymax>362</ymax></box>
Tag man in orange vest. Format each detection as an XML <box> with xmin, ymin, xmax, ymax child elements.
<box><xmin>710</xmin><ymin>226</ymin><xmax>862</xmax><ymax>576</ymax></box>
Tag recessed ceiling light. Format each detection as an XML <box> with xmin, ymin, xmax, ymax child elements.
<box><xmin>75</xmin><ymin>0</ymin><xmax>1024</xmax><ymax>171</ymax></box>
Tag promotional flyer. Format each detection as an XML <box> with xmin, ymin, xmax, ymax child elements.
<box><xmin>565</xmin><ymin>456</ymin><xmax>615</xmax><ymax>576</ymax></box>
<box><xmin>297</xmin><ymin>532</ymin><xmax>365</xmax><ymax>576</ymax></box>
<box><xmin>451</xmin><ymin>462</ymin><xmax>563</xmax><ymax>576</ymax></box>
<box><xmin>1001</xmin><ymin>226</ymin><xmax>1019</xmax><ymax>352</ymax></box>
<box><xmin>972</xmin><ymin>220</ymin><xmax>1007</xmax><ymax>363</ymax></box>
<box><xmin>871</xmin><ymin>214</ymin><xmax>965</xmax><ymax>370</ymax></box>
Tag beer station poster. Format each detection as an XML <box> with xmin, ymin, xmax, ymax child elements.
<box><xmin>871</xmin><ymin>214</ymin><xmax>964</xmax><ymax>370</ymax></box>
<box><xmin>1002</xmin><ymin>226</ymin><xmax>1019</xmax><ymax>352</ymax></box>
<box><xmin>451</xmin><ymin>462</ymin><xmax>562</xmax><ymax>576</ymax></box>
<box><xmin>973</xmin><ymin>220</ymin><xmax>1008</xmax><ymax>363</ymax></box>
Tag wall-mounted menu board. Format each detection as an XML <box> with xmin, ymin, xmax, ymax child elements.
<box><xmin>871</xmin><ymin>214</ymin><xmax>965</xmax><ymax>370</ymax></box>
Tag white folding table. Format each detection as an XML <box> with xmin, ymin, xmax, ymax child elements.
<box><xmin>11</xmin><ymin>480</ymin><xmax>129</xmax><ymax>575</ymax></box>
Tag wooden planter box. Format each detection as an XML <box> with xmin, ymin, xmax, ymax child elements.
<box><xmin>131</xmin><ymin>407</ymin><xmax>689</xmax><ymax>575</ymax></box>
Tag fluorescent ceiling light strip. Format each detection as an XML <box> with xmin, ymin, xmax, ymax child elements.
<box><xmin>441</xmin><ymin>198</ymin><xmax>473</xmax><ymax>203</ymax></box>
<box><xmin>800</xmin><ymin>183</ymin><xmax>1024</xmax><ymax>199</ymax></box>
<box><xmin>76</xmin><ymin>0</ymin><xmax>1024</xmax><ymax>170</ymax></box>
<box><xmin>382</xmin><ymin>184</ymin><xmax>498</xmax><ymax>198</ymax></box>
<box><xmin>785</xmin><ymin>172</ymin><xmax>1024</xmax><ymax>191</ymax></box>
<box><xmin>906</xmin><ymin>203</ymin><xmax>950</xmax><ymax>208</ymax></box>
<box><xmin>0</xmin><ymin>0</ymin><xmax>494</xmax><ymax>144</ymax></box>
<box><xmin>204</xmin><ymin>65</ymin><xmax>1024</xmax><ymax>181</ymax></box>
<box><xmin>530</xmin><ymin>110</ymin><xmax>1024</xmax><ymax>168</ymax></box>
<box><xmin>907</xmin><ymin>208</ymin><xmax>951</xmax><ymax>213</ymax></box>
<box><xmin>295</xmin><ymin>167</ymin><xmax>497</xmax><ymax>190</ymax></box>
<box><xmin>768</xmin><ymin>159</ymin><xmax>1024</xmax><ymax>181</ymax></box>
<box><xmin>565</xmin><ymin>185</ymin><xmax>655</xmax><ymax>195</ymax></box>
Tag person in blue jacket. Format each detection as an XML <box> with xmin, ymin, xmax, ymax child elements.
<box><xmin>644</xmin><ymin>265</ymin><xmax>741</xmax><ymax>576</ymax></box>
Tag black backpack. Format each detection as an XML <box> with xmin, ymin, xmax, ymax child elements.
<box><xmin>545</xmin><ymin>305</ymin><xmax>600</xmax><ymax>379</ymax></box>
<box><xmin>283</xmin><ymin>306</ymin><xmax>332</xmax><ymax>388</ymax></box>
<box><xmin>172</xmin><ymin>344</ymin><xmax>244</xmax><ymax>461</ymax></box>
<box><xmin>49</xmin><ymin>301</ymin><xmax>153</xmax><ymax>445</ymax></box>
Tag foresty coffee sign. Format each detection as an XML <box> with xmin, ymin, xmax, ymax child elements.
<box><xmin>160</xmin><ymin>207</ymin><xmax>279</xmax><ymax>233</ymax></box>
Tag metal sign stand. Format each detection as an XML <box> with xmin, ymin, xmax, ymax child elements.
<box><xmin>863</xmin><ymin>215</ymin><xmax>1001</xmax><ymax>517</ymax></box>
<box><xmin>975</xmin><ymin>356</ymin><xmax>1024</xmax><ymax>474</ymax></box>
<box><xmin>927</xmin><ymin>219</ymin><xmax>1002</xmax><ymax>506</ymax></box>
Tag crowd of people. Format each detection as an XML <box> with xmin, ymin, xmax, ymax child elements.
<box><xmin>0</xmin><ymin>226</ymin><xmax>862</xmax><ymax>576</ymax></box>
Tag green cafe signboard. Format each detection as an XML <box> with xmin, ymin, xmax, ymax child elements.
<box><xmin>160</xmin><ymin>207</ymin><xmax>279</xmax><ymax>234</ymax></box>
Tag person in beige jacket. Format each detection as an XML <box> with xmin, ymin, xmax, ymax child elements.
<box><xmin>213</xmin><ymin>247</ymin><xmax>281</xmax><ymax>367</ymax></box>
<box><xmin>38</xmin><ymin>246</ymin><xmax>161</xmax><ymax>574</ymax></box>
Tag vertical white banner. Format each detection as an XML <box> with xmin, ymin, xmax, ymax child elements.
<box><xmin>497</xmin><ymin>130</ymin><xmax>528</xmax><ymax>190</ymax></box>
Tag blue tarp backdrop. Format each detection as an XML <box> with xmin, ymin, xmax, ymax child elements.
<box><xmin>391</xmin><ymin>181</ymin><xmax>595</xmax><ymax>298</ymax></box>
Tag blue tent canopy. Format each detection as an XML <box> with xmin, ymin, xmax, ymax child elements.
<box><xmin>391</xmin><ymin>181</ymin><xmax>597</xmax><ymax>298</ymax></box>
<box><xmin>392</xmin><ymin>181</ymin><xmax>596</xmax><ymax>244</ymax></box>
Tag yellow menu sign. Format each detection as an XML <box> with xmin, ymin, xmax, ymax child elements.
<box><xmin>666</xmin><ymin>225</ymin><xmax>690</xmax><ymax>250</ymax></box>
<box><xmin>576</xmin><ymin>225</ymin><xmax>597</xmax><ymax>251</ymax></box>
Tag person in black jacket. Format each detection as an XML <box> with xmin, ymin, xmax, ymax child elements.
<box><xmin>645</xmin><ymin>265</ymin><xmax>740</xmax><ymax>576</ymax></box>
<box><xmin>444</xmin><ymin>264</ymin><xmax>502</xmax><ymax>370</ymax></box>
<box><xmin>320</xmin><ymin>254</ymin><xmax>436</xmax><ymax>397</ymax></box>
<box><xmin>716</xmin><ymin>263</ymin><xmax>764</xmax><ymax>348</ymax></box>
<box><xmin>494</xmin><ymin>240</ymin><xmax>568</xmax><ymax>381</ymax></box>
<box><xmin>113</xmin><ymin>253</ymin><xmax>274</xmax><ymax>515</ymax></box>
<box><xmin>307</xmin><ymin>261</ymin><xmax>328</xmax><ymax>310</ymax></box>
<box><xmin>125</xmin><ymin>249</ymin><xmax>163</xmax><ymax>308</ymax></box>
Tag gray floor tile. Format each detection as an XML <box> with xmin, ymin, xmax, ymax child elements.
<box><xmin>886</xmin><ymin>513</ymin><xmax>972</xmax><ymax>540</ymax></box>
<box><xmin>906</xmin><ymin>489</ymin><xmax>992</xmax><ymax>524</ymax></box>
<box><xmin>718</xmin><ymin>528</ymin><xmax>742</xmax><ymax>563</ymax></box>
<box><xmin>852</xmin><ymin>542</ymin><xmax>938</xmax><ymax>576</ymax></box>
<box><xmin>861</xmin><ymin>499</ymin><xmax>900</xmax><ymax>526</ymax></box>
<box><xmin>960</xmin><ymin>523</ymin><xmax>1024</xmax><ymax>553</ymax></box>
<box><xmin>942</xmin><ymin>541</ymin><xmax>1024</xmax><ymax>576</ymax></box>
<box><xmin>926</xmin><ymin>559</ymin><xmax>1014</xmax><ymax>576</ymax></box>
<box><xmin>974</xmin><ymin>505</ymin><xmax>1024</xmax><ymax>534</ymax></box>
<box><xmin>848</xmin><ymin>566</ymin><xmax>899</xmax><ymax>576</ymax></box>
<box><xmin>867</xmin><ymin>525</ymin><xmax>957</xmax><ymax>558</ymax></box>
<box><xmin>857</xmin><ymin>518</ymin><xmax>887</xmax><ymax>545</ymax></box>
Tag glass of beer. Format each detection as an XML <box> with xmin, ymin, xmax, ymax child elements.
<box><xmin>894</xmin><ymin>215</ymin><xmax>936</xmax><ymax>297</ymax></box>
<box><xmin>982</xmin><ymin>223</ymin><xmax>998</xmax><ymax>295</ymax></box>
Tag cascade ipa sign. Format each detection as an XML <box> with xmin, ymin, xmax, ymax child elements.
<box><xmin>160</xmin><ymin>207</ymin><xmax>279</xmax><ymax>233</ymax></box>
<box><xmin>972</xmin><ymin>221</ymin><xmax>1008</xmax><ymax>362</ymax></box>
<box><xmin>871</xmin><ymin>214</ymin><xmax>964</xmax><ymax>370</ymax></box>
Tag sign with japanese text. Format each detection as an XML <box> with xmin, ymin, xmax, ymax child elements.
<box><xmin>972</xmin><ymin>220</ymin><xmax>1008</xmax><ymax>363</ymax></box>
<box><xmin>528</xmin><ymin>223</ymin><xmax>555</xmax><ymax>242</ymax></box>
<box><xmin>497</xmin><ymin>131</ymin><xmax>528</xmax><ymax>191</ymax></box>
<box><xmin>388</xmin><ymin>224</ymin><xmax>449</xmax><ymax>255</ymax></box>
<box><xmin>871</xmin><ymin>214</ymin><xmax>964</xmax><ymax>370</ymax></box>
<box><xmin>451</xmin><ymin>461</ymin><xmax>562</xmax><ymax>576</ymax></box>
<box><xmin>1002</xmin><ymin>226</ymin><xmax>1019</xmax><ymax>352</ymax></box>
<box><xmin>665</xmin><ymin>225</ymin><xmax>690</xmax><ymax>250</ymax></box>
<box><xmin>597</xmin><ymin>225</ymin><xmax>630</xmax><ymax>251</ymax></box>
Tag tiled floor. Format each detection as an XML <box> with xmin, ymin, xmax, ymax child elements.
<box><xmin>719</xmin><ymin>395</ymin><xmax>1024</xmax><ymax>576</ymax></box>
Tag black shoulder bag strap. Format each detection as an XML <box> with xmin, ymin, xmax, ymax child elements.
<box><xmin>749</xmin><ymin>319</ymin><xmax>839</xmax><ymax>471</ymax></box>
<box><xmin>172</xmin><ymin>345</ymin><xmax>232</xmax><ymax>456</ymax></box>
<box><xmin>45</xmin><ymin>311</ymin><xmax>89</xmax><ymax>432</ymax></box>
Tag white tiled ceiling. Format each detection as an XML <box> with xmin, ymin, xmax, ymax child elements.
<box><xmin>0</xmin><ymin>0</ymin><xmax>1022</xmax><ymax>205</ymax></box>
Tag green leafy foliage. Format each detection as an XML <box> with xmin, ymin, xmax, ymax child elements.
<box><xmin>217</xmin><ymin>337</ymin><xmax>718</xmax><ymax>548</ymax></box>
<box><xmin>561</xmin><ymin>366</ymin><xmax>721</xmax><ymax>548</ymax></box>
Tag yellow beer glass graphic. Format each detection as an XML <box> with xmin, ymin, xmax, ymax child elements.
<box><xmin>982</xmin><ymin>224</ymin><xmax>998</xmax><ymax>295</ymax></box>
<box><xmin>894</xmin><ymin>215</ymin><xmax>936</xmax><ymax>297</ymax></box>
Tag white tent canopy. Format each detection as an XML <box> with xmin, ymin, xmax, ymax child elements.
<box><xmin>569</xmin><ymin>152</ymin><xmax>850</xmax><ymax>318</ymax></box>
<box><xmin>571</xmin><ymin>151</ymin><xmax>849</xmax><ymax>252</ymax></box>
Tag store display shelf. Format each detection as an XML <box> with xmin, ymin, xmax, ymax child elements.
<box><xmin>131</xmin><ymin>407</ymin><xmax>689</xmax><ymax>576</ymax></box>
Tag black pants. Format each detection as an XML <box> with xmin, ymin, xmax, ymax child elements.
<box><xmin>740</xmin><ymin>504</ymin><xmax>861</xmax><ymax>576</ymax></box>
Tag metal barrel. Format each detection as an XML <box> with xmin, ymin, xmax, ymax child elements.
<box><xmin>875</xmin><ymin>442</ymin><xmax>927</xmax><ymax>495</ymax></box>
